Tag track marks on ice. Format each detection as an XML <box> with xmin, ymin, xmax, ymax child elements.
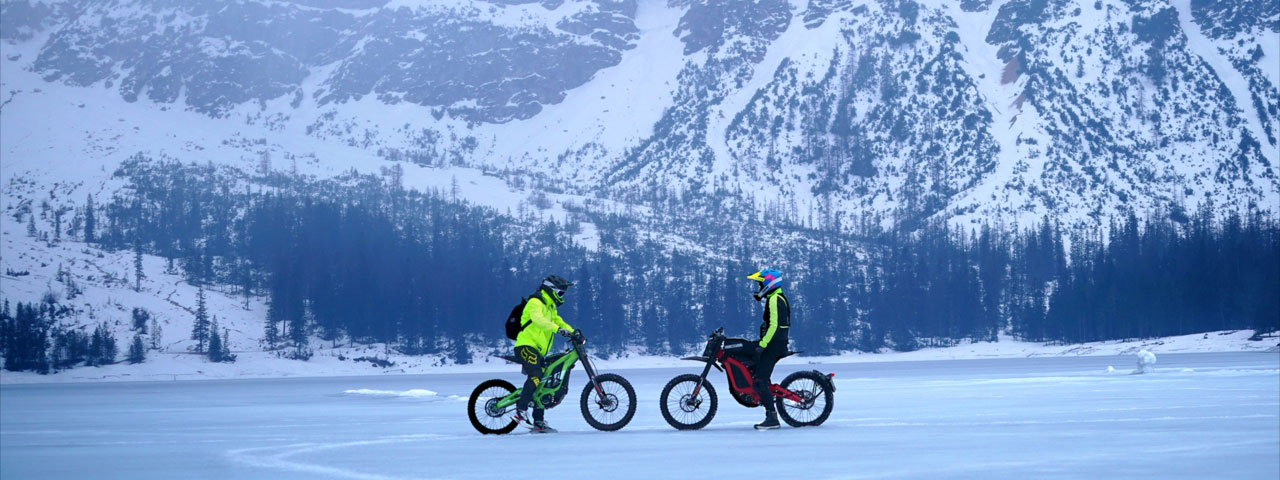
<box><xmin>227</xmin><ymin>434</ymin><xmax>452</xmax><ymax>480</ymax></box>
<box><xmin>826</xmin><ymin>413</ymin><xmax>1278</xmax><ymax>428</ymax></box>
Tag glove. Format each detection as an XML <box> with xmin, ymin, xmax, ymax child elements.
<box><xmin>752</xmin><ymin>344</ymin><xmax>764</xmax><ymax>361</ymax></box>
<box><xmin>557</xmin><ymin>328</ymin><xmax>571</xmax><ymax>336</ymax></box>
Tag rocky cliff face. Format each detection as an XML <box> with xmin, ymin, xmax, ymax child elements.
<box><xmin>11</xmin><ymin>0</ymin><xmax>638</xmax><ymax>123</ymax></box>
<box><xmin>2</xmin><ymin>0</ymin><xmax>1276</xmax><ymax>231</ymax></box>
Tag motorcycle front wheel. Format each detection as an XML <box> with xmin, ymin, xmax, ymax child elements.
<box><xmin>659</xmin><ymin>373</ymin><xmax>718</xmax><ymax>430</ymax></box>
<box><xmin>580</xmin><ymin>373</ymin><xmax>637</xmax><ymax>431</ymax></box>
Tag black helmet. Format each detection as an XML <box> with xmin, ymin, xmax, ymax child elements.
<box><xmin>540</xmin><ymin>275</ymin><xmax>574</xmax><ymax>306</ymax></box>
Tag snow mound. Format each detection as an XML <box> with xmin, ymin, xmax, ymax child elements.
<box><xmin>342</xmin><ymin>389</ymin><xmax>439</xmax><ymax>398</ymax></box>
<box><xmin>1133</xmin><ymin>350</ymin><xmax>1158</xmax><ymax>374</ymax></box>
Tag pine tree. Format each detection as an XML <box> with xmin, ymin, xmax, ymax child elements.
<box><xmin>52</xmin><ymin>207</ymin><xmax>64</xmax><ymax>242</ymax></box>
<box><xmin>263</xmin><ymin>312</ymin><xmax>279</xmax><ymax>351</ymax></box>
<box><xmin>133</xmin><ymin>245</ymin><xmax>145</xmax><ymax>292</ymax></box>
<box><xmin>291</xmin><ymin>299</ymin><xmax>312</xmax><ymax>351</ymax></box>
<box><xmin>207</xmin><ymin>318</ymin><xmax>223</xmax><ymax>362</ymax></box>
<box><xmin>27</xmin><ymin>213</ymin><xmax>37</xmax><ymax>237</ymax></box>
<box><xmin>84</xmin><ymin>194</ymin><xmax>96</xmax><ymax>243</ymax></box>
<box><xmin>101</xmin><ymin>323</ymin><xmax>118</xmax><ymax>364</ymax></box>
<box><xmin>128</xmin><ymin>334</ymin><xmax>146</xmax><ymax>364</ymax></box>
<box><xmin>86</xmin><ymin>324</ymin><xmax>102</xmax><ymax>367</ymax></box>
<box><xmin>258</xmin><ymin>151</ymin><xmax>272</xmax><ymax>176</ymax></box>
<box><xmin>287</xmin><ymin>307</ymin><xmax>313</xmax><ymax>361</ymax></box>
<box><xmin>451</xmin><ymin>337</ymin><xmax>470</xmax><ymax>365</ymax></box>
<box><xmin>4</xmin><ymin>303</ymin><xmax>50</xmax><ymax>373</ymax></box>
<box><xmin>132</xmin><ymin>307</ymin><xmax>150</xmax><ymax>333</ymax></box>
<box><xmin>89</xmin><ymin>322</ymin><xmax>117</xmax><ymax>366</ymax></box>
<box><xmin>149</xmin><ymin>317</ymin><xmax>163</xmax><ymax>351</ymax></box>
<box><xmin>191</xmin><ymin>287</ymin><xmax>210</xmax><ymax>352</ymax></box>
<box><xmin>0</xmin><ymin>300</ymin><xmax>10</xmax><ymax>355</ymax></box>
<box><xmin>220</xmin><ymin>327</ymin><xmax>236</xmax><ymax>363</ymax></box>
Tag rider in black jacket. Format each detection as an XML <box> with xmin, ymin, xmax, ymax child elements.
<box><xmin>747</xmin><ymin>269</ymin><xmax>789</xmax><ymax>430</ymax></box>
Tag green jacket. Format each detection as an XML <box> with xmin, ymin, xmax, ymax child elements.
<box><xmin>514</xmin><ymin>290</ymin><xmax>575</xmax><ymax>355</ymax></box>
<box><xmin>758</xmin><ymin>288</ymin><xmax>790</xmax><ymax>350</ymax></box>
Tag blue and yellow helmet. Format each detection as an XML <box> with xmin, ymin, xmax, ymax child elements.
<box><xmin>747</xmin><ymin>269</ymin><xmax>782</xmax><ymax>301</ymax></box>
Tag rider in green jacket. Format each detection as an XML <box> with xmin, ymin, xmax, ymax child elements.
<box><xmin>512</xmin><ymin>275</ymin><xmax>575</xmax><ymax>433</ymax></box>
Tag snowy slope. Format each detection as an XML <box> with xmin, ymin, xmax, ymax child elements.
<box><xmin>1</xmin><ymin>205</ymin><xmax>1272</xmax><ymax>390</ymax></box>
<box><xmin>3</xmin><ymin>0</ymin><xmax>1276</xmax><ymax>231</ymax></box>
<box><xmin>1</xmin><ymin>198</ymin><xmax>1273</xmax><ymax>386</ymax></box>
<box><xmin>2</xmin><ymin>0</ymin><xmax>1278</xmax><ymax>384</ymax></box>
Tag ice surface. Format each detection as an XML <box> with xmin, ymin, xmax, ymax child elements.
<box><xmin>2</xmin><ymin>353</ymin><xmax>1277</xmax><ymax>479</ymax></box>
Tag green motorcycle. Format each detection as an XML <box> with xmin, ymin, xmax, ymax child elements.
<box><xmin>467</xmin><ymin>330</ymin><xmax>636</xmax><ymax>434</ymax></box>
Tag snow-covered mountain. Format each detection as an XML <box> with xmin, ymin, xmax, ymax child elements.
<box><xmin>1</xmin><ymin>0</ymin><xmax>1278</xmax><ymax>377</ymax></box>
<box><xmin>2</xmin><ymin>0</ymin><xmax>1276</xmax><ymax>231</ymax></box>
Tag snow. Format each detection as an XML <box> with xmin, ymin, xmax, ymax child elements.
<box><xmin>0</xmin><ymin>201</ymin><xmax>1273</xmax><ymax>387</ymax></box>
<box><xmin>1</xmin><ymin>352</ymin><xmax>1276</xmax><ymax>479</ymax></box>
<box><xmin>343</xmin><ymin>388</ymin><xmax>439</xmax><ymax>398</ymax></box>
<box><xmin>1134</xmin><ymin>349</ymin><xmax>1157</xmax><ymax>374</ymax></box>
<box><xmin>2</xmin><ymin>0</ymin><xmax>1275</xmax><ymax>232</ymax></box>
<box><xmin>1</xmin><ymin>0</ymin><xmax>1277</xmax><ymax>393</ymax></box>
<box><xmin>0</xmin><ymin>15</ymin><xmax>655</xmax><ymax>255</ymax></box>
<box><xmin>473</xmin><ymin>0</ymin><xmax>690</xmax><ymax>186</ymax></box>
<box><xmin>0</xmin><ymin>27</ymin><xmax>562</xmax><ymax>221</ymax></box>
<box><xmin>706</xmin><ymin>0</ymin><xmax>859</xmax><ymax>205</ymax></box>
<box><xmin>943</xmin><ymin>0</ymin><xmax>1055</xmax><ymax>230</ymax></box>
<box><xmin>1171</xmin><ymin>0</ymin><xmax>1280</xmax><ymax>168</ymax></box>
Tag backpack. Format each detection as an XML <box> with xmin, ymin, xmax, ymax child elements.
<box><xmin>504</xmin><ymin>296</ymin><xmax>534</xmax><ymax>340</ymax></box>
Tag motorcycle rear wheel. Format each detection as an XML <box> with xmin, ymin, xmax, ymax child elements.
<box><xmin>776</xmin><ymin>371</ymin><xmax>834</xmax><ymax>427</ymax></box>
<box><xmin>467</xmin><ymin>379</ymin><xmax>518</xmax><ymax>434</ymax></box>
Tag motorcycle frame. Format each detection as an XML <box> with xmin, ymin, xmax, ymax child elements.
<box><xmin>495</xmin><ymin>337</ymin><xmax>606</xmax><ymax>410</ymax></box>
<box><xmin>681</xmin><ymin>328</ymin><xmax>805</xmax><ymax>405</ymax></box>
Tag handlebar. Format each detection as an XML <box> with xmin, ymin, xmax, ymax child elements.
<box><xmin>560</xmin><ymin>329</ymin><xmax>586</xmax><ymax>344</ymax></box>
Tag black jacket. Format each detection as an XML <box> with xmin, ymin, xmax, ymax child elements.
<box><xmin>758</xmin><ymin>289</ymin><xmax>790</xmax><ymax>352</ymax></box>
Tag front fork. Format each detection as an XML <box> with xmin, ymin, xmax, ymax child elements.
<box><xmin>691</xmin><ymin>358</ymin><xmax>715</xmax><ymax>398</ymax></box>
<box><xmin>576</xmin><ymin>343</ymin><xmax>607</xmax><ymax>399</ymax></box>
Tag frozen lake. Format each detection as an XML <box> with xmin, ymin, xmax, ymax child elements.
<box><xmin>2</xmin><ymin>352</ymin><xmax>1277</xmax><ymax>479</ymax></box>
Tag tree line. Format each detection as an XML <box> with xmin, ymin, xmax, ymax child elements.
<box><xmin>3</xmin><ymin>155</ymin><xmax>1276</xmax><ymax>372</ymax></box>
<box><xmin>0</xmin><ymin>300</ymin><xmax>131</xmax><ymax>373</ymax></box>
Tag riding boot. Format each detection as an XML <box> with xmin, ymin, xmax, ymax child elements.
<box><xmin>755</xmin><ymin>410</ymin><xmax>780</xmax><ymax>430</ymax></box>
<box><xmin>512</xmin><ymin>409</ymin><xmax>534</xmax><ymax>429</ymax></box>
<box><xmin>531</xmin><ymin>419</ymin><xmax>557</xmax><ymax>434</ymax></box>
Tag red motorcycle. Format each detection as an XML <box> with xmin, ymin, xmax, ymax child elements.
<box><xmin>659</xmin><ymin>327</ymin><xmax>836</xmax><ymax>430</ymax></box>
